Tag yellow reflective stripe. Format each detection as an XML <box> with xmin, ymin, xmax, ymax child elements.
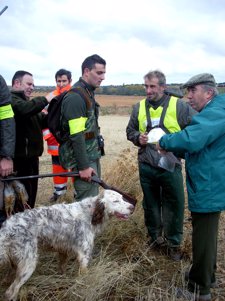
<box><xmin>69</xmin><ymin>117</ymin><xmax>87</xmax><ymax>135</ymax></box>
<box><xmin>0</xmin><ymin>104</ymin><xmax>14</xmax><ymax>120</ymax></box>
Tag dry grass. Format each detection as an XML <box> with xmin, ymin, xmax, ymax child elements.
<box><xmin>32</xmin><ymin>92</ymin><xmax>141</xmax><ymax>108</ymax></box>
<box><xmin>1</xmin><ymin>115</ymin><xmax>225</xmax><ymax>301</ymax></box>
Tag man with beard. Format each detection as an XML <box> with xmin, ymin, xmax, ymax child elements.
<box><xmin>126</xmin><ymin>70</ymin><xmax>196</xmax><ymax>260</ymax></box>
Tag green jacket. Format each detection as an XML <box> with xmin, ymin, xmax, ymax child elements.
<box><xmin>59</xmin><ymin>78</ymin><xmax>101</xmax><ymax>170</ymax></box>
<box><xmin>11</xmin><ymin>90</ymin><xmax>48</xmax><ymax>158</ymax></box>
<box><xmin>126</xmin><ymin>94</ymin><xmax>196</xmax><ymax>168</ymax></box>
<box><xmin>159</xmin><ymin>93</ymin><xmax>225</xmax><ymax>213</ymax></box>
<box><xmin>0</xmin><ymin>75</ymin><xmax>15</xmax><ymax>158</ymax></box>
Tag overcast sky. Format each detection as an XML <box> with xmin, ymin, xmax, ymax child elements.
<box><xmin>0</xmin><ymin>0</ymin><xmax>224</xmax><ymax>86</ymax></box>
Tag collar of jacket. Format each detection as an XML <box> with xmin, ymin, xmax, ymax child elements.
<box><xmin>78</xmin><ymin>77</ymin><xmax>95</xmax><ymax>95</ymax></box>
<box><xmin>146</xmin><ymin>93</ymin><xmax>170</xmax><ymax>110</ymax></box>
<box><xmin>53</xmin><ymin>84</ymin><xmax>72</xmax><ymax>96</ymax></box>
<box><xmin>11</xmin><ymin>90</ymin><xmax>27</xmax><ymax>100</ymax></box>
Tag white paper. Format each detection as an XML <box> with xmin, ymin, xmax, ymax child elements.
<box><xmin>147</xmin><ymin>128</ymin><xmax>166</xmax><ymax>144</ymax></box>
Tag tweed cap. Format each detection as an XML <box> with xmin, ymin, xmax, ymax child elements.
<box><xmin>181</xmin><ymin>73</ymin><xmax>216</xmax><ymax>89</ymax></box>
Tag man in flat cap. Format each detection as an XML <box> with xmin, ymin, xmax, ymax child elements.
<box><xmin>157</xmin><ymin>73</ymin><xmax>224</xmax><ymax>300</ymax></box>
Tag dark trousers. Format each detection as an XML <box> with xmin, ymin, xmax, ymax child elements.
<box><xmin>139</xmin><ymin>162</ymin><xmax>185</xmax><ymax>247</ymax></box>
<box><xmin>188</xmin><ymin>211</ymin><xmax>220</xmax><ymax>295</ymax></box>
<box><xmin>14</xmin><ymin>157</ymin><xmax>39</xmax><ymax>208</ymax></box>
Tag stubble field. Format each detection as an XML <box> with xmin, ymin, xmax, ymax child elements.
<box><xmin>1</xmin><ymin>96</ymin><xmax>225</xmax><ymax>300</ymax></box>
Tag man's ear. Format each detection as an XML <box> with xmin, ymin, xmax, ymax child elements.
<box><xmin>207</xmin><ymin>89</ymin><xmax>214</xmax><ymax>100</ymax></box>
<box><xmin>14</xmin><ymin>79</ymin><xmax>21</xmax><ymax>88</ymax></box>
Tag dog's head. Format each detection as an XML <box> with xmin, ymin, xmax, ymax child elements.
<box><xmin>101</xmin><ymin>189</ymin><xmax>134</xmax><ymax>219</ymax></box>
<box><xmin>91</xmin><ymin>190</ymin><xmax>135</xmax><ymax>225</ymax></box>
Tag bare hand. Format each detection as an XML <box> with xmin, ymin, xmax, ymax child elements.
<box><xmin>0</xmin><ymin>158</ymin><xmax>13</xmax><ymax>177</ymax></box>
<box><xmin>45</xmin><ymin>91</ymin><xmax>55</xmax><ymax>103</ymax></box>
<box><xmin>79</xmin><ymin>167</ymin><xmax>96</xmax><ymax>182</ymax></box>
<box><xmin>139</xmin><ymin>133</ymin><xmax>148</xmax><ymax>145</ymax></box>
<box><xmin>155</xmin><ymin>142</ymin><xmax>167</xmax><ymax>155</ymax></box>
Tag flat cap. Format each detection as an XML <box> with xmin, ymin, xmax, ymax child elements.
<box><xmin>181</xmin><ymin>73</ymin><xmax>216</xmax><ymax>89</ymax></box>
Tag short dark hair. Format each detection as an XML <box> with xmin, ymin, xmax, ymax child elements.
<box><xmin>12</xmin><ymin>70</ymin><xmax>33</xmax><ymax>86</ymax></box>
<box><xmin>55</xmin><ymin>69</ymin><xmax>72</xmax><ymax>81</ymax></box>
<box><xmin>81</xmin><ymin>54</ymin><xmax>106</xmax><ymax>74</ymax></box>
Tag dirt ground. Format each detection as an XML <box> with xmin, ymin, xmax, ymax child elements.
<box><xmin>96</xmin><ymin>94</ymin><xmax>141</xmax><ymax>107</ymax></box>
<box><xmin>32</xmin><ymin>91</ymin><xmax>141</xmax><ymax>107</ymax></box>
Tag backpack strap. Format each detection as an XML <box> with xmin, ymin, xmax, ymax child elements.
<box><xmin>69</xmin><ymin>86</ymin><xmax>100</xmax><ymax>125</ymax></box>
<box><xmin>68</xmin><ymin>87</ymin><xmax>92</xmax><ymax>110</ymax></box>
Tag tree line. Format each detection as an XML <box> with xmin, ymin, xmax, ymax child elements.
<box><xmin>28</xmin><ymin>83</ymin><xmax>225</xmax><ymax>96</ymax></box>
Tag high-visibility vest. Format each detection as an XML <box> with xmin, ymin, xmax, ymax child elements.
<box><xmin>138</xmin><ymin>96</ymin><xmax>181</xmax><ymax>134</ymax></box>
<box><xmin>43</xmin><ymin>84</ymin><xmax>72</xmax><ymax>156</ymax></box>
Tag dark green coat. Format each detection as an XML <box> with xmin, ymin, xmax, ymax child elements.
<box><xmin>11</xmin><ymin>91</ymin><xmax>48</xmax><ymax>158</ymax></box>
<box><xmin>59</xmin><ymin>78</ymin><xmax>101</xmax><ymax>170</ymax></box>
<box><xmin>0</xmin><ymin>75</ymin><xmax>15</xmax><ymax>158</ymax></box>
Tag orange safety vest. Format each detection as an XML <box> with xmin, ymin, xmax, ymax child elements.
<box><xmin>43</xmin><ymin>84</ymin><xmax>71</xmax><ymax>156</ymax></box>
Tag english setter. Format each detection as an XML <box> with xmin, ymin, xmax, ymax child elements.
<box><xmin>0</xmin><ymin>189</ymin><xmax>134</xmax><ymax>301</ymax></box>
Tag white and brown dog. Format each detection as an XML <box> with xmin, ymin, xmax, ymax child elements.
<box><xmin>0</xmin><ymin>190</ymin><xmax>134</xmax><ymax>301</ymax></box>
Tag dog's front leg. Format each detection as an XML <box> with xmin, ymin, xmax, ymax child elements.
<box><xmin>77</xmin><ymin>251</ymin><xmax>91</xmax><ymax>275</ymax></box>
<box><xmin>58</xmin><ymin>252</ymin><xmax>69</xmax><ymax>274</ymax></box>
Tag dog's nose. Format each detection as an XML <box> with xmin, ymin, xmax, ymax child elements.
<box><xmin>129</xmin><ymin>204</ymin><xmax>135</xmax><ymax>213</ymax></box>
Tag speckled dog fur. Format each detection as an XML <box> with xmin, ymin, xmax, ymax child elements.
<box><xmin>0</xmin><ymin>189</ymin><xmax>134</xmax><ymax>301</ymax></box>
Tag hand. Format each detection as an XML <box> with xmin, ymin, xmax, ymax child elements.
<box><xmin>139</xmin><ymin>133</ymin><xmax>148</xmax><ymax>145</ymax></box>
<box><xmin>0</xmin><ymin>158</ymin><xmax>13</xmax><ymax>177</ymax></box>
<box><xmin>45</xmin><ymin>91</ymin><xmax>55</xmax><ymax>103</ymax></box>
<box><xmin>155</xmin><ymin>142</ymin><xmax>167</xmax><ymax>155</ymax></box>
<box><xmin>79</xmin><ymin>167</ymin><xmax>96</xmax><ymax>182</ymax></box>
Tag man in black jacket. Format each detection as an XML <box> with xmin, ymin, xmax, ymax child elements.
<box><xmin>11</xmin><ymin>70</ymin><xmax>54</xmax><ymax>208</ymax></box>
<box><xmin>0</xmin><ymin>74</ymin><xmax>15</xmax><ymax>225</ymax></box>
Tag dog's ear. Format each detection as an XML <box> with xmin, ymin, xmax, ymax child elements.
<box><xmin>91</xmin><ymin>198</ymin><xmax>105</xmax><ymax>225</ymax></box>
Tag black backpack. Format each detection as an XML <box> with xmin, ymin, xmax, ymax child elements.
<box><xmin>47</xmin><ymin>87</ymin><xmax>91</xmax><ymax>144</ymax></box>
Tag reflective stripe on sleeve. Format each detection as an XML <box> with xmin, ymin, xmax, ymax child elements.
<box><xmin>0</xmin><ymin>104</ymin><xmax>14</xmax><ymax>120</ymax></box>
<box><xmin>68</xmin><ymin>117</ymin><xmax>87</xmax><ymax>135</ymax></box>
<box><xmin>42</xmin><ymin>128</ymin><xmax>51</xmax><ymax>139</ymax></box>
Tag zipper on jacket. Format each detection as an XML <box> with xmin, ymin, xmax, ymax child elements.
<box><xmin>25</xmin><ymin>138</ymin><xmax>28</xmax><ymax>156</ymax></box>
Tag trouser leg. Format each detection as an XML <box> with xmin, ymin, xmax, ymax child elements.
<box><xmin>14</xmin><ymin>157</ymin><xmax>39</xmax><ymax>208</ymax></box>
<box><xmin>52</xmin><ymin>155</ymin><xmax>68</xmax><ymax>196</ymax></box>
<box><xmin>74</xmin><ymin>159</ymin><xmax>100</xmax><ymax>201</ymax></box>
<box><xmin>139</xmin><ymin>163</ymin><xmax>162</xmax><ymax>241</ymax></box>
<box><xmin>160</xmin><ymin>166</ymin><xmax>184</xmax><ymax>247</ymax></box>
<box><xmin>188</xmin><ymin>212</ymin><xmax>220</xmax><ymax>295</ymax></box>
<box><xmin>0</xmin><ymin>181</ymin><xmax>7</xmax><ymax>226</ymax></box>
<box><xmin>0</xmin><ymin>180</ymin><xmax>6</xmax><ymax>226</ymax></box>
